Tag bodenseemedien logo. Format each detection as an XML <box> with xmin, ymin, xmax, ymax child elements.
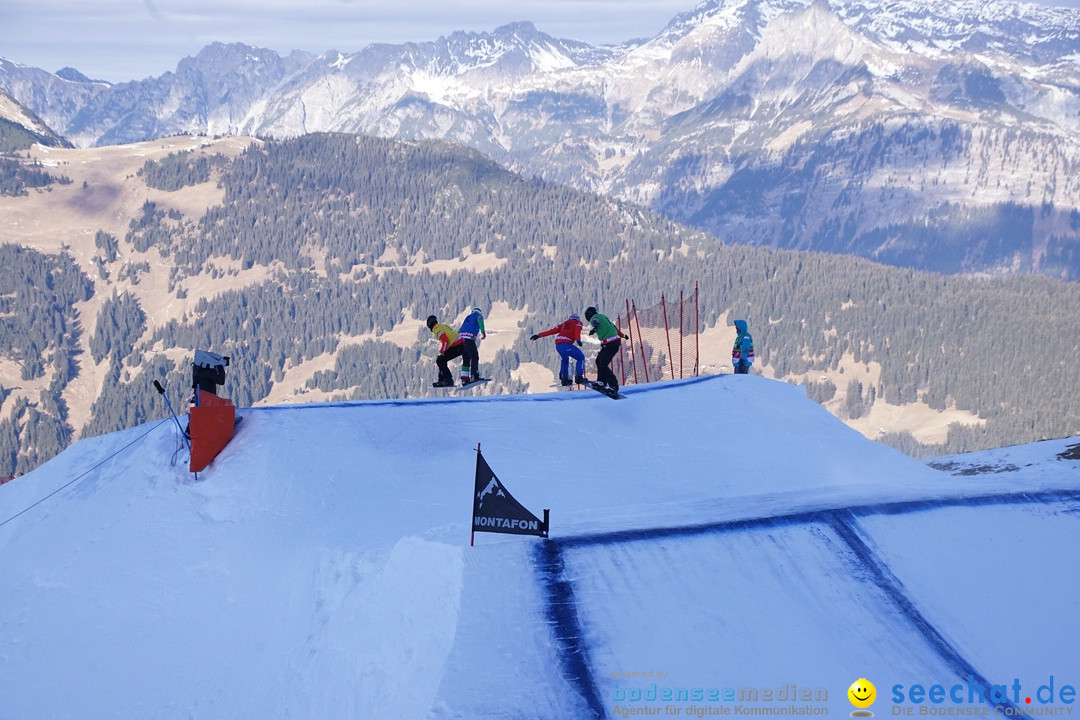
<box><xmin>609</xmin><ymin>678</ymin><xmax>830</xmax><ymax>717</ymax></box>
<box><xmin>848</xmin><ymin>678</ymin><xmax>876</xmax><ymax>717</ymax></box>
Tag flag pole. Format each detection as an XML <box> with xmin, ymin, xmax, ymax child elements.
<box><xmin>470</xmin><ymin>442</ymin><xmax>481</xmax><ymax>547</ymax></box>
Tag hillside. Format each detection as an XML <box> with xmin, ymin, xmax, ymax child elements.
<box><xmin>0</xmin><ymin>89</ymin><xmax>72</xmax><ymax>197</ymax></box>
<box><xmin>1</xmin><ymin>132</ymin><xmax>1078</xmax><ymax>477</ymax></box>
<box><xmin>0</xmin><ymin>88</ymin><xmax>69</xmax><ymax>152</ymax></box>
<box><xmin>0</xmin><ymin>376</ymin><xmax>1076</xmax><ymax>718</ymax></box>
<box><xmin>2</xmin><ymin>0</ymin><xmax>1079</xmax><ymax>279</ymax></box>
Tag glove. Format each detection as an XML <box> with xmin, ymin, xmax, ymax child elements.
<box><xmin>622</xmin><ymin>333</ymin><xmax>629</xmax><ymax>340</ymax></box>
<box><xmin>589</xmin><ymin>328</ymin><xmax>597</xmax><ymax>336</ymax></box>
<box><xmin>530</xmin><ymin>334</ymin><xmax>539</xmax><ymax>341</ymax></box>
<box><xmin>576</xmin><ymin>340</ymin><xmax>582</xmax><ymax>347</ymax></box>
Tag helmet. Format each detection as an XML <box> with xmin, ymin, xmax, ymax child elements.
<box><xmin>569</xmin><ymin>313</ymin><xmax>580</xmax><ymax>321</ymax></box>
<box><xmin>471</xmin><ymin>307</ymin><xmax>482</xmax><ymax>315</ymax></box>
<box><xmin>426</xmin><ymin>315</ymin><xmax>438</xmax><ymax>329</ymax></box>
<box><xmin>584</xmin><ymin>306</ymin><xmax>597</xmax><ymax>320</ymax></box>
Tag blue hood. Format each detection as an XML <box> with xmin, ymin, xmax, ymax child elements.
<box><xmin>734</xmin><ymin>319</ymin><xmax>748</xmax><ymax>333</ymax></box>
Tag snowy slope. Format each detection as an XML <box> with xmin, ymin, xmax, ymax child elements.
<box><xmin>0</xmin><ymin>375</ymin><xmax>1077</xmax><ymax>719</ymax></box>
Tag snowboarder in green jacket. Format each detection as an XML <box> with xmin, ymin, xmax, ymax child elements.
<box><xmin>585</xmin><ymin>306</ymin><xmax>628</xmax><ymax>392</ymax></box>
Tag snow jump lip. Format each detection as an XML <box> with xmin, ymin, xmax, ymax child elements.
<box><xmin>228</xmin><ymin>375</ymin><xmax>1080</xmax><ymax>537</ymax></box>
<box><xmin>19</xmin><ymin>375</ymin><xmax>1074</xmax><ymax>541</ymax></box>
<box><xmin>246</xmin><ymin>374</ymin><xmax>716</xmax><ymax>413</ymax></box>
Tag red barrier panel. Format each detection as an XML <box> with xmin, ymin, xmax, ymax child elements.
<box><xmin>189</xmin><ymin>389</ymin><xmax>235</xmax><ymax>473</ymax></box>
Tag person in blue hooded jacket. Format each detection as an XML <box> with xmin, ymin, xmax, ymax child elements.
<box><xmin>732</xmin><ymin>319</ymin><xmax>754</xmax><ymax>374</ymax></box>
<box><xmin>457</xmin><ymin>307</ymin><xmax>487</xmax><ymax>385</ymax></box>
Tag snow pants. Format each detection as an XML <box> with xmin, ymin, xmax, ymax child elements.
<box><xmin>595</xmin><ymin>339</ymin><xmax>621</xmax><ymax>390</ymax></box>
<box><xmin>437</xmin><ymin>343</ymin><xmax>465</xmax><ymax>383</ymax></box>
<box><xmin>556</xmin><ymin>342</ymin><xmax>586</xmax><ymax>380</ymax></box>
<box><xmin>460</xmin><ymin>339</ymin><xmax>480</xmax><ymax>380</ymax></box>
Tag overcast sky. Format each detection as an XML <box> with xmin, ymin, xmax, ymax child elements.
<box><xmin>3</xmin><ymin>0</ymin><xmax>1079</xmax><ymax>84</ymax></box>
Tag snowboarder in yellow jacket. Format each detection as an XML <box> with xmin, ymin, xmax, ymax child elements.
<box><xmin>427</xmin><ymin>315</ymin><xmax>464</xmax><ymax>387</ymax></box>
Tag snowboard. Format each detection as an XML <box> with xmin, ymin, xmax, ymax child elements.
<box><xmin>590</xmin><ymin>382</ymin><xmax>626</xmax><ymax>399</ymax></box>
<box><xmin>453</xmin><ymin>378</ymin><xmax>491</xmax><ymax>391</ymax></box>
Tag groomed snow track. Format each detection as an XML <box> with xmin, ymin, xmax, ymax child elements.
<box><xmin>535</xmin><ymin>489</ymin><xmax>1080</xmax><ymax>718</ymax></box>
<box><xmin>2</xmin><ymin>375</ymin><xmax>1077</xmax><ymax>719</ymax></box>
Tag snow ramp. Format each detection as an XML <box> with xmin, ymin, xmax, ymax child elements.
<box><xmin>0</xmin><ymin>375</ymin><xmax>1076</xmax><ymax>719</ymax></box>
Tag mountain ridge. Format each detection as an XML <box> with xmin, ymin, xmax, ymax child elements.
<box><xmin>0</xmin><ymin>88</ymin><xmax>71</xmax><ymax>150</ymax></box>
<box><xmin>3</xmin><ymin>0</ymin><xmax>1078</xmax><ymax>278</ymax></box>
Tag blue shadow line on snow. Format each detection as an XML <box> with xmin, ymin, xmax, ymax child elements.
<box><xmin>551</xmin><ymin>488</ymin><xmax>1080</xmax><ymax>550</ymax></box>
<box><xmin>827</xmin><ymin>509</ymin><xmax>1019</xmax><ymax>716</ymax></box>
<box><xmin>538</xmin><ymin>489</ymin><xmax>1078</xmax><ymax>716</ymax></box>
<box><xmin>534</xmin><ymin>512</ymin><xmax>821</xmax><ymax>719</ymax></box>
<box><xmin>236</xmin><ymin>375</ymin><xmax>720</xmax><ymax>413</ymax></box>
<box><xmin>556</xmin><ymin>511</ymin><xmax>821</xmax><ymax>550</ymax></box>
<box><xmin>533</xmin><ymin>540</ymin><xmax>607</xmax><ymax>720</ymax></box>
<box><xmin>848</xmin><ymin>488</ymin><xmax>1080</xmax><ymax>519</ymax></box>
<box><xmin>244</xmin><ymin>393</ymin><xmax>579</xmax><ymax>412</ymax></box>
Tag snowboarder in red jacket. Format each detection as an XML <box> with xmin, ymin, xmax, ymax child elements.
<box><xmin>530</xmin><ymin>313</ymin><xmax>587</xmax><ymax>386</ymax></box>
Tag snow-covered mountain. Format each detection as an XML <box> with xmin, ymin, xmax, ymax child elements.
<box><xmin>0</xmin><ymin>88</ymin><xmax>70</xmax><ymax>149</ymax></box>
<box><xmin>3</xmin><ymin>0</ymin><xmax>1080</xmax><ymax>277</ymax></box>
<box><xmin>1</xmin><ymin>375</ymin><xmax>1076</xmax><ymax>718</ymax></box>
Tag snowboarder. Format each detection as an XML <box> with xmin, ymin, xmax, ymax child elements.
<box><xmin>584</xmin><ymin>306</ymin><xmax>628</xmax><ymax>393</ymax></box>
<box><xmin>457</xmin><ymin>307</ymin><xmax>487</xmax><ymax>385</ymax></box>
<box><xmin>732</xmin><ymin>319</ymin><xmax>755</xmax><ymax>374</ymax></box>
<box><xmin>530</xmin><ymin>313</ymin><xmax>587</xmax><ymax>386</ymax></box>
<box><xmin>427</xmin><ymin>315</ymin><xmax>464</xmax><ymax>387</ymax></box>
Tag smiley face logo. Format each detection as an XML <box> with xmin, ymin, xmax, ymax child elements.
<box><xmin>848</xmin><ymin>678</ymin><xmax>876</xmax><ymax>713</ymax></box>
